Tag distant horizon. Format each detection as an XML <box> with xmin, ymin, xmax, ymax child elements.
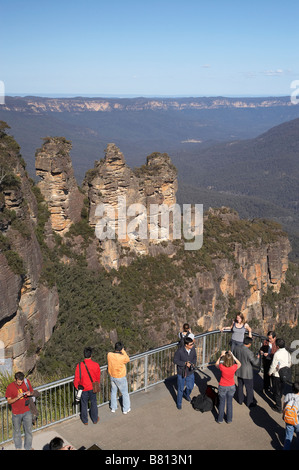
<box><xmin>5</xmin><ymin>93</ymin><xmax>290</xmax><ymax>99</ymax></box>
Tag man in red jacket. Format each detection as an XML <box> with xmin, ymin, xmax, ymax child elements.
<box><xmin>74</xmin><ymin>347</ymin><xmax>101</xmax><ymax>425</ymax></box>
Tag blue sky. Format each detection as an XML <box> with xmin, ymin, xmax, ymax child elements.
<box><xmin>1</xmin><ymin>0</ymin><xmax>299</xmax><ymax>97</ymax></box>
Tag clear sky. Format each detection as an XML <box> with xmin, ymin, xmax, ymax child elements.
<box><xmin>1</xmin><ymin>0</ymin><xmax>299</xmax><ymax>97</ymax></box>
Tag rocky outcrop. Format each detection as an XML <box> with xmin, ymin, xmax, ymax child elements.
<box><xmin>35</xmin><ymin>137</ymin><xmax>84</xmax><ymax>235</ymax></box>
<box><xmin>82</xmin><ymin>144</ymin><xmax>178</xmax><ymax>269</ymax></box>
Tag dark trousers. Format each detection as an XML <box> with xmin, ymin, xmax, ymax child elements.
<box><xmin>272</xmin><ymin>376</ymin><xmax>284</xmax><ymax>411</ymax></box>
<box><xmin>262</xmin><ymin>359</ymin><xmax>272</xmax><ymax>391</ymax></box>
<box><xmin>80</xmin><ymin>390</ymin><xmax>98</xmax><ymax>424</ymax></box>
<box><xmin>236</xmin><ymin>377</ymin><xmax>255</xmax><ymax>406</ymax></box>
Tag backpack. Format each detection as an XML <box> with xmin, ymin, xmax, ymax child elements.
<box><xmin>191</xmin><ymin>394</ymin><xmax>213</xmax><ymax>413</ymax></box>
<box><xmin>205</xmin><ymin>385</ymin><xmax>219</xmax><ymax>407</ymax></box>
<box><xmin>178</xmin><ymin>332</ymin><xmax>190</xmax><ymax>348</ymax></box>
<box><xmin>279</xmin><ymin>366</ymin><xmax>292</xmax><ymax>384</ymax></box>
<box><xmin>283</xmin><ymin>398</ymin><xmax>299</xmax><ymax>426</ymax></box>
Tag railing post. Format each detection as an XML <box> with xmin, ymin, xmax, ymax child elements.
<box><xmin>202</xmin><ymin>335</ymin><xmax>206</xmax><ymax>368</ymax></box>
<box><xmin>144</xmin><ymin>353</ymin><xmax>148</xmax><ymax>392</ymax></box>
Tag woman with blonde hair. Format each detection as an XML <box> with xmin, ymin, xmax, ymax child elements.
<box><xmin>221</xmin><ymin>313</ymin><xmax>252</xmax><ymax>353</ymax></box>
<box><xmin>215</xmin><ymin>350</ymin><xmax>241</xmax><ymax>424</ymax></box>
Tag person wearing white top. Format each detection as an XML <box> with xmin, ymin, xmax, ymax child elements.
<box><xmin>178</xmin><ymin>323</ymin><xmax>194</xmax><ymax>347</ymax></box>
<box><xmin>269</xmin><ymin>338</ymin><xmax>292</xmax><ymax>412</ymax></box>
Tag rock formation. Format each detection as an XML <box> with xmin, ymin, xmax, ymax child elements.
<box><xmin>35</xmin><ymin>137</ymin><xmax>84</xmax><ymax>235</ymax></box>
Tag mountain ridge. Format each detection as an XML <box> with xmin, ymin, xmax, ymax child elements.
<box><xmin>2</xmin><ymin>95</ymin><xmax>296</xmax><ymax>113</ymax></box>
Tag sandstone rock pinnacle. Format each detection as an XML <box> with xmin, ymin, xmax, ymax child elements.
<box><xmin>35</xmin><ymin>137</ymin><xmax>84</xmax><ymax>235</ymax></box>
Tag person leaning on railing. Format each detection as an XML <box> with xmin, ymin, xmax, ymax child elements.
<box><xmin>221</xmin><ymin>313</ymin><xmax>252</xmax><ymax>353</ymax></box>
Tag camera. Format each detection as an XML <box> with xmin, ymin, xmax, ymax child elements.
<box><xmin>75</xmin><ymin>385</ymin><xmax>84</xmax><ymax>402</ymax></box>
<box><xmin>189</xmin><ymin>363</ymin><xmax>201</xmax><ymax>371</ymax></box>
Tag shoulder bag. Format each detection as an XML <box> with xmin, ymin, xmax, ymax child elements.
<box><xmin>83</xmin><ymin>361</ymin><xmax>100</xmax><ymax>394</ymax></box>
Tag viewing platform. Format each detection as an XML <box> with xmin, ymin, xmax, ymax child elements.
<box><xmin>2</xmin><ymin>330</ymin><xmax>297</xmax><ymax>452</ymax></box>
<box><xmin>3</xmin><ymin>366</ymin><xmax>292</xmax><ymax>451</ymax></box>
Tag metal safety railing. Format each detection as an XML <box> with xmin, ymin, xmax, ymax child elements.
<box><xmin>0</xmin><ymin>330</ymin><xmax>266</xmax><ymax>445</ymax></box>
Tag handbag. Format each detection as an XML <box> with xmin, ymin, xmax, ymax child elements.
<box><xmin>83</xmin><ymin>361</ymin><xmax>100</xmax><ymax>394</ymax></box>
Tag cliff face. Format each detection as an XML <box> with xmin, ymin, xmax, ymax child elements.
<box><xmin>129</xmin><ymin>210</ymin><xmax>296</xmax><ymax>345</ymax></box>
<box><xmin>0</xmin><ymin>124</ymin><xmax>59</xmax><ymax>372</ymax></box>
<box><xmin>2</xmin><ymin>96</ymin><xmax>294</xmax><ymax>113</ymax></box>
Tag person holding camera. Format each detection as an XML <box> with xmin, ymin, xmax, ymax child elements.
<box><xmin>107</xmin><ymin>342</ymin><xmax>131</xmax><ymax>414</ymax></box>
<box><xmin>73</xmin><ymin>347</ymin><xmax>101</xmax><ymax>425</ymax></box>
<box><xmin>5</xmin><ymin>371</ymin><xmax>36</xmax><ymax>450</ymax></box>
<box><xmin>215</xmin><ymin>350</ymin><xmax>241</xmax><ymax>424</ymax></box>
<box><xmin>173</xmin><ymin>336</ymin><xmax>197</xmax><ymax>410</ymax></box>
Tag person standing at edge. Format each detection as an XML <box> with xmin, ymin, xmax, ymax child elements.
<box><xmin>74</xmin><ymin>347</ymin><xmax>101</xmax><ymax>425</ymax></box>
<box><xmin>221</xmin><ymin>313</ymin><xmax>252</xmax><ymax>353</ymax></box>
<box><xmin>268</xmin><ymin>338</ymin><xmax>292</xmax><ymax>413</ymax></box>
<box><xmin>173</xmin><ymin>337</ymin><xmax>197</xmax><ymax>410</ymax></box>
<box><xmin>178</xmin><ymin>323</ymin><xmax>194</xmax><ymax>347</ymax></box>
<box><xmin>5</xmin><ymin>371</ymin><xmax>35</xmax><ymax>450</ymax></box>
<box><xmin>234</xmin><ymin>337</ymin><xmax>260</xmax><ymax>407</ymax></box>
<box><xmin>107</xmin><ymin>342</ymin><xmax>131</xmax><ymax>414</ymax></box>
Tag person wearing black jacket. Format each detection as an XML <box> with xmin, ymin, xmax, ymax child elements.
<box><xmin>173</xmin><ymin>337</ymin><xmax>197</xmax><ymax>410</ymax></box>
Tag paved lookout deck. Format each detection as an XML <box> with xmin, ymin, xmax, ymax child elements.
<box><xmin>3</xmin><ymin>367</ymin><xmax>295</xmax><ymax>452</ymax></box>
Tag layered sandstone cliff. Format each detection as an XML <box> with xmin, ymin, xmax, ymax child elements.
<box><xmin>0</xmin><ymin>125</ymin><xmax>59</xmax><ymax>372</ymax></box>
<box><xmin>2</xmin><ymin>96</ymin><xmax>293</xmax><ymax>114</ymax></box>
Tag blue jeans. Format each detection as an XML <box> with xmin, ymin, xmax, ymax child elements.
<box><xmin>80</xmin><ymin>390</ymin><xmax>98</xmax><ymax>424</ymax></box>
<box><xmin>218</xmin><ymin>385</ymin><xmax>236</xmax><ymax>423</ymax></box>
<box><xmin>283</xmin><ymin>423</ymin><xmax>299</xmax><ymax>450</ymax></box>
<box><xmin>12</xmin><ymin>411</ymin><xmax>33</xmax><ymax>450</ymax></box>
<box><xmin>110</xmin><ymin>376</ymin><xmax>131</xmax><ymax>413</ymax></box>
<box><xmin>177</xmin><ymin>373</ymin><xmax>195</xmax><ymax>408</ymax></box>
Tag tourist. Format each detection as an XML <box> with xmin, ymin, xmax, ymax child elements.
<box><xmin>215</xmin><ymin>350</ymin><xmax>241</xmax><ymax>423</ymax></box>
<box><xmin>283</xmin><ymin>382</ymin><xmax>299</xmax><ymax>450</ymax></box>
<box><xmin>49</xmin><ymin>436</ymin><xmax>75</xmax><ymax>450</ymax></box>
<box><xmin>107</xmin><ymin>342</ymin><xmax>131</xmax><ymax>414</ymax></box>
<box><xmin>221</xmin><ymin>313</ymin><xmax>252</xmax><ymax>353</ymax></box>
<box><xmin>178</xmin><ymin>322</ymin><xmax>194</xmax><ymax>347</ymax></box>
<box><xmin>268</xmin><ymin>338</ymin><xmax>292</xmax><ymax>413</ymax></box>
<box><xmin>73</xmin><ymin>347</ymin><xmax>101</xmax><ymax>425</ymax></box>
<box><xmin>173</xmin><ymin>336</ymin><xmax>197</xmax><ymax>410</ymax></box>
<box><xmin>5</xmin><ymin>371</ymin><xmax>37</xmax><ymax>450</ymax></box>
<box><xmin>234</xmin><ymin>337</ymin><xmax>260</xmax><ymax>407</ymax></box>
<box><xmin>260</xmin><ymin>330</ymin><xmax>277</xmax><ymax>393</ymax></box>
